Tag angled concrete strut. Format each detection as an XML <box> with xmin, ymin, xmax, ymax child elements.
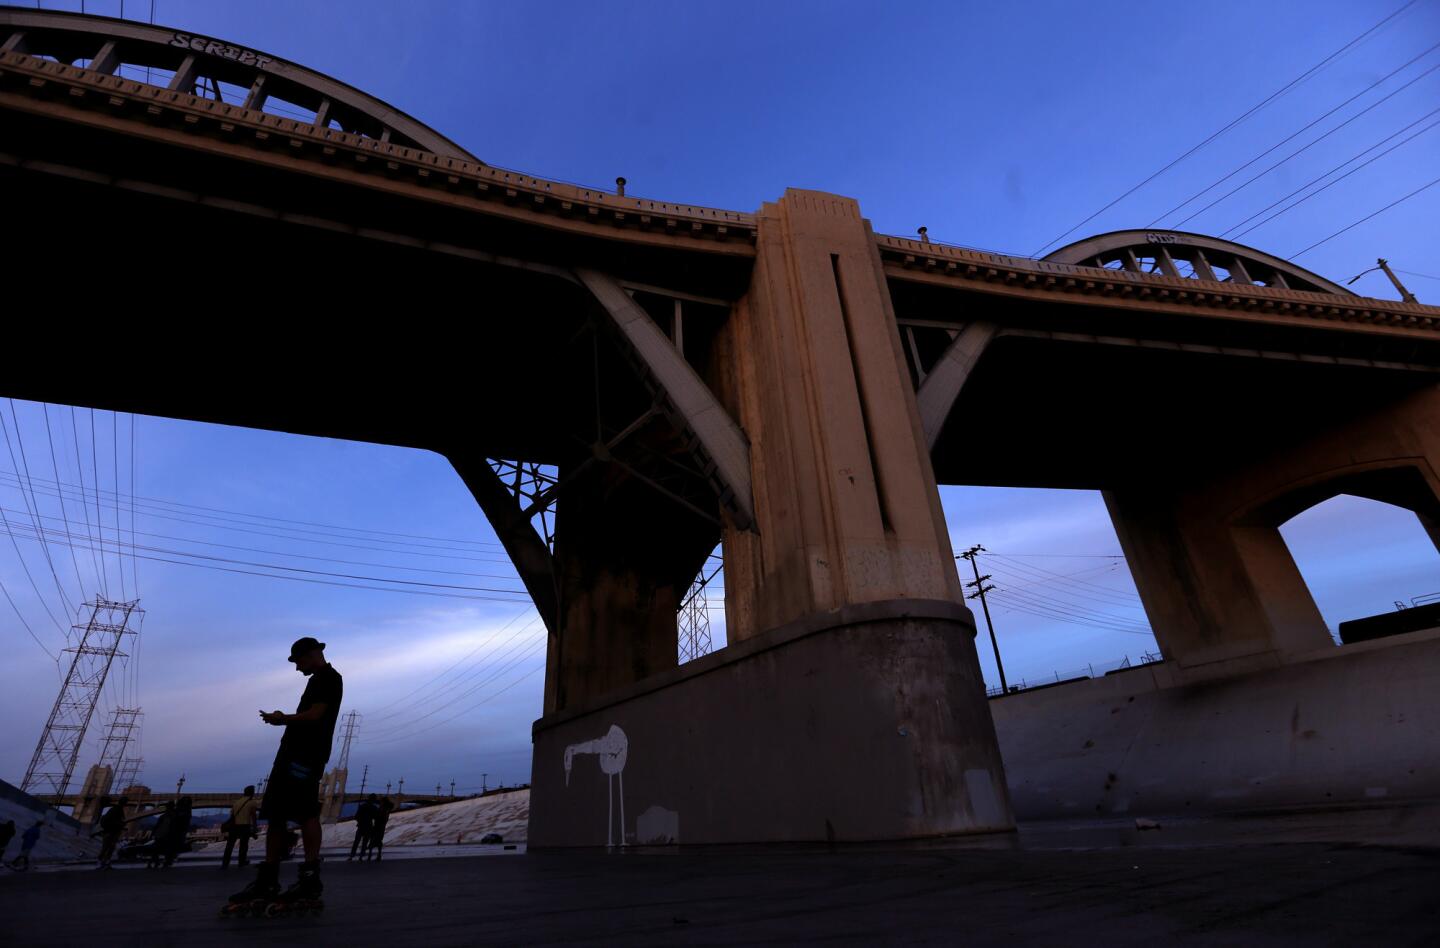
<box><xmin>576</xmin><ymin>269</ymin><xmax>755</xmax><ymax>530</ymax></box>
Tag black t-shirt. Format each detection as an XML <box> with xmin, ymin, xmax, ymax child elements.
<box><xmin>100</xmin><ymin>805</ymin><xmax>126</xmax><ymax>833</ymax></box>
<box><xmin>355</xmin><ymin>801</ymin><xmax>376</xmax><ymax>831</ymax></box>
<box><xmin>277</xmin><ymin>663</ymin><xmax>343</xmax><ymax>770</ymax></box>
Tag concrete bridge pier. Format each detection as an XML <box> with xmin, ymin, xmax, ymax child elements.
<box><xmin>1107</xmin><ymin>384</ymin><xmax>1440</xmax><ymax>674</ymax></box>
<box><xmin>529</xmin><ymin>191</ymin><xmax>1014</xmax><ymax>847</ymax></box>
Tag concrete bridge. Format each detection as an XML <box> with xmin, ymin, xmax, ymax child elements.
<box><xmin>35</xmin><ymin>790</ymin><xmax>382</xmax><ymax>813</ymax></box>
<box><xmin>3</xmin><ymin>9</ymin><xmax>1438</xmax><ymax>847</ymax></box>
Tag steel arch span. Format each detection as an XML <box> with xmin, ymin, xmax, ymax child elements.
<box><xmin>1044</xmin><ymin>228</ymin><xmax>1354</xmax><ymax>295</ymax></box>
<box><xmin>0</xmin><ymin>6</ymin><xmax>477</xmax><ymax>158</ymax></box>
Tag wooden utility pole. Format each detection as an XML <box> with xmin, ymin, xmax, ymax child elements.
<box><xmin>959</xmin><ymin>545</ymin><xmax>1007</xmax><ymax>693</ymax></box>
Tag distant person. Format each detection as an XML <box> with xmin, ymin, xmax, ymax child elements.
<box><xmin>348</xmin><ymin>794</ymin><xmax>379</xmax><ymax>861</ymax></box>
<box><xmin>9</xmin><ymin>819</ymin><xmax>43</xmax><ymax>871</ymax></box>
<box><xmin>229</xmin><ymin>637</ymin><xmax>342</xmax><ymax>907</ymax></box>
<box><xmin>222</xmin><ymin>786</ymin><xmax>259</xmax><ymax>869</ymax></box>
<box><xmin>0</xmin><ymin>820</ymin><xmax>15</xmax><ymax>864</ymax></box>
<box><xmin>162</xmin><ymin>796</ymin><xmax>193</xmax><ymax>867</ymax></box>
<box><xmin>97</xmin><ymin>796</ymin><xmax>129</xmax><ymax>869</ymax></box>
<box><xmin>367</xmin><ymin>798</ymin><xmax>394</xmax><ymax>862</ymax></box>
<box><xmin>147</xmin><ymin>802</ymin><xmax>174</xmax><ymax>869</ymax></box>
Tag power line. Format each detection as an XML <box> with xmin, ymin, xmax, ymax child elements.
<box><xmin>1202</xmin><ymin>60</ymin><xmax>1440</xmax><ymax>234</ymax></box>
<box><xmin>0</xmin><ymin>445</ymin><xmax>69</xmax><ymax>636</ymax></box>
<box><xmin>89</xmin><ymin>409</ymin><xmax>109</xmax><ymax>597</ymax></box>
<box><xmin>364</xmin><ymin>605</ymin><xmax>536</xmax><ymax>717</ymax></box>
<box><xmin>0</xmin><ymin>458</ymin><xmax>506</xmax><ymax>550</ymax></box>
<box><xmin>1396</xmin><ymin>268</ymin><xmax>1440</xmax><ymax>281</ymax></box>
<box><xmin>40</xmin><ymin>405</ymin><xmax>87</xmax><ymax>601</ymax></box>
<box><xmin>1291</xmin><ymin>173</ymin><xmax>1440</xmax><ymax>258</ymax></box>
<box><xmin>985</xmin><ymin>553</ymin><xmax>1142</xmax><ymax>605</ymax></box>
<box><xmin>0</xmin><ymin>572</ymin><xmax>57</xmax><ymax>662</ymax></box>
<box><xmin>0</xmin><ymin>494</ymin><xmax>525</xmax><ymax>583</ymax></box>
<box><xmin>362</xmin><ymin>645</ymin><xmax>547</xmax><ymax>746</ymax></box>
<box><xmin>1225</xmin><ymin>106</ymin><xmax>1440</xmax><ymax>240</ymax></box>
<box><xmin>1029</xmin><ymin>0</ymin><xmax>1421</xmax><ymax>256</ymax></box>
<box><xmin>365</xmin><ymin>615</ymin><xmax>547</xmax><ymax>730</ymax></box>
<box><xmin>0</xmin><ymin>518</ymin><xmax>531</xmax><ymax>595</ymax></box>
<box><xmin>365</xmin><ymin>616</ymin><xmax>546</xmax><ymax>731</ymax></box>
<box><xmin>0</xmin><ymin>523</ymin><xmax>532</xmax><ymax>603</ymax></box>
<box><xmin>987</xmin><ymin>592</ymin><xmax>1154</xmax><ymax>636</ymax></box>
<box><xmin>129</xmin><ymin>413</ymin><xmax>139</xmax><ymax>599</ymax></box>
<box><xmin>0</xmin><ymin>470</ymin><xmax>514</xmax><ymax>564</ymax></box>
<box><xmin>1151</xmin><ymin>40</ymin><xmax>1440</xmax><ymax>228</ymax></box>
<box><xmin>3</xmin><ymin>401</ymin><xmax>76</xmax><ymax>617</ymax></box>
<box><xmin>68</xmin><ymin>406</ymin><xmax>105</xmax><ymax>597</ymax></box>
<box><xmin>987</xmin><ymin>583</ymin><xmax>1150</xmax><ymax>630</ymax></box>
<box><xmin>112</xmin><ymin>411</ymin><xmax>126</xmax><ymax>601</ymax></box>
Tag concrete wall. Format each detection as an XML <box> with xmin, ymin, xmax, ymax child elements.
<box><xmin>530</xmin><ymin>600</ymin><xmax>1012</xmax><ymax>847</ymax></box>
<box><xmin>991</xmin><ymin>627</ymin><xmax>1440</xmax><ymax>819</ymax></box>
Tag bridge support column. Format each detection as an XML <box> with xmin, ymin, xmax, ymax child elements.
<box><xmin>548</xmin><ymin>463</ymin><xmax>715</xmax><ymax>711</ymax></box>
<box><xmin>1108</xmin><ymin>384</ymin><xmax>1440</xmax><ymax>671</ymax></box>
<box><xmin>530</xmin><ymin>190</ymin><xmax>1013</xmax><ymax>846</ymax></box>
<box><xmin>320</xmin><ymin>768</ymin><xmax>347</xmax><ymax>824</ymax></box>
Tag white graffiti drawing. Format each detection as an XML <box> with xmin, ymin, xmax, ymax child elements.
<box><xmin>563</xmin><ymin>724</ymin><xmax>629</xmax><ymax>848</ymax></box>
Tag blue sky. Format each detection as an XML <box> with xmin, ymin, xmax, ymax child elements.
<box><xmin>2</xmin><ymin>0</ymin><xmax>1438</xmax><ymax>797</ymax></box>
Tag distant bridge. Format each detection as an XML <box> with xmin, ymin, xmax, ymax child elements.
<box><xmin>37</xmin><ymin>790</ymin><xmax>451</xmax><ymax>814</ymax></box>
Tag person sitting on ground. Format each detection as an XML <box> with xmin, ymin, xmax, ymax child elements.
<box><xmin>349</xmin><ymin>793</ymin><xmax>378</xmax><ymax>861</ymax></box>
<box><xmin>97</xmin><ymin>796</ymin><xmax>128</xmax><ymax>869</ymax></box>
<box><xmin>222</xmin><ymin>786</ymin><xmax>259</xmax><ymax>870</ymax></box>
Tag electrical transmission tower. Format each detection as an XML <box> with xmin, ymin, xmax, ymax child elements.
<box><xmin>114</xmin><ymin>756</ymin><xmax>145</xmax><ymax>792</ymax></box>
<box><xmin>97</xmin><ymin>707</ymin><xmax>142</xmax><ymax>770</ymax></box>
<box><xmin>21</xmin><ymin>597</ymin><xmax>142</xmax><ymax>796</ymax></box>
<box><xmin>336</xmin><ymin>711</ymin><xmax>360</xmax><ymax>771</ymax></box>
<box><xmin>678</xmin><ymin>552</ymin><xmax>723</xmax><ymax>663</ymax></box>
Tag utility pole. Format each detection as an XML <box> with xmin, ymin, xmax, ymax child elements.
<box><xmin>174</xmin><ymin>773</ymin><xmax>186</xmax><ymax>800</ymax></box>
<box><xmin>1376</xmin><ymin>259</ymin><xmax>1418</xmax><ymax>304</ymax></box>
<box><xmin>1347</xmin><ymin>258</ymin><xmax>1419</xmax><ymax>303</ymax></box>
<box><xmin>481</xmin><ymin>773</ymin><xmax>488</xmax><ymax>794</ymax></box>
<box><xmin>958</xmin><ymin>545</ymin><xmax>1007</xmax><ymax>693</ymax></box>
<box><xmin>335</xmin><ymin>711</ymin><xmax>360</xmax><ymax>772</ymax></box>
<box><xmin>450</xmin><ymin>779</ymin><xmax>455</xmax><ymax>798</ymax></box>
<box><xmin>359</xmin><ymin>764</ymin><xmax>368</xmax><ymax>795</ymax></box>
<box><xmin>385</xmin><ymin>781</ymin><xmax>391</xmax><ymax>796</ymax></box>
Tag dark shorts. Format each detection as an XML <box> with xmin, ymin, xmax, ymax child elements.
<box><xmin>258</xmin><ymin>758</ymin><xmax>322</xmax><ymax>825</ymax></box>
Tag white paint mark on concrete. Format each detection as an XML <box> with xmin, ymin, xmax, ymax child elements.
<box><xmin>636</xmin><ymin>805</ymin><xmax>680</xmax><ymax>845</ymax></box>
<box><xmin>563</xmin><ymin>724</ymin><xmax>630</xmax><ymax>848</ymax></box>
<box><xmin>964</xmin><ymin>769</ymin><xmax>1004</xmax><ymax>827</ymax></box>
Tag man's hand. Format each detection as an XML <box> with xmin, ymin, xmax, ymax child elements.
<box><xmin>260</xmin><ymin>709</ymin><xmax>287</xmax><ymax>726</ymax></box>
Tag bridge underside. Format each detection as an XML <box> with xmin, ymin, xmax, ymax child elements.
<box><xmin>6</xmin><ymin>17</ymin><xmax>1440</xmax><ymax>847</ymax></box>
<box><xmin>931</xmin><ymin>336</ymin><xmax>1433</xmax><ymax>490</ymax></box>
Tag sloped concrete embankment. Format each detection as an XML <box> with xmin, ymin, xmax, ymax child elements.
<box><xmin>320</xmin><ymin>789</ymin><xmax>529</xmax><ymax>848</ymax></box>
<box><xmin>0</xmin><ymin>778</ymin><xmax>100</xmax><ymax>865</ymax></box>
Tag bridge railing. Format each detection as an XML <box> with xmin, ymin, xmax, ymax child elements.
<box><xmin>985</xmin><ymin>651</ymin><xmax>1163</xmax><ymax>698</ymax></box>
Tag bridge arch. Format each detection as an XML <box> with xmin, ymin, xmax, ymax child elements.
<box><xmin>0</xmin><ymin>7</ymin><xmax>477</xmax><ymax>158</ymax></box>
<box><xmin>1044</xmin><ymin>229</ymin><xmax>1354</xmax><ymax>295</ymax></box>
